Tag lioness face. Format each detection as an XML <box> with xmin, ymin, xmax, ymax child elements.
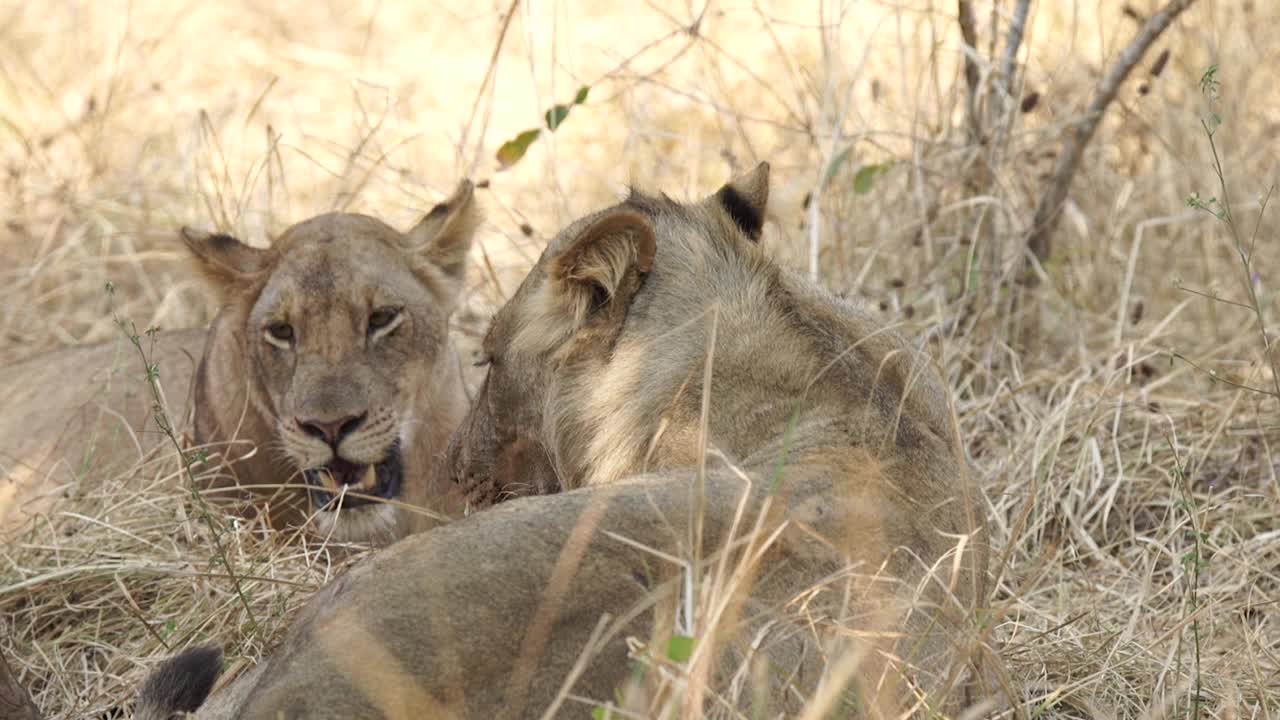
<box><xmin>450</xmin><ymin>166</ymin><xmax>769</xmax><ymax>499</ymax></box>
<box><xmin>255</xmin><ymin>225</ymin><xmax>443</xmax><ymax>517</ymax></box>
<box><xmin>185</xmin><ymin>182</ymin><xmax>478</xmax><ymax>541</ymax></box>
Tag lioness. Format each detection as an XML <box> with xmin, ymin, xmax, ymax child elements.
<box><xmin>137</xmin><ymin>165</ymin><xmax>990</xmax><ymax>718</ymax></box>
<box><xmin>181</xmin><ymin>181</ymin><xmax>479</xmax><ymax>543</ymax></box>
<box><xmin>0</xmin><ymin>182</ymin><xmax>478</xmax><ymax>545</ymax></box>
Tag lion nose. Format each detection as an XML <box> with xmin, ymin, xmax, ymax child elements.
<box><xmin>296</xmin><ymin>413</ymin><xmax>367</xmax><ymax>447</ymax></box>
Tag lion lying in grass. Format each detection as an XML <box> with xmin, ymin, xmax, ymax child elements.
<box><xmin>0</xmin><ymin>182</ymin><xmax>478</xmax><ymax>546</ymax></box>
<box><xmin>137</xmin><ymin>165</ymin><xmax>990</xmax><ymax>718</ymax></box>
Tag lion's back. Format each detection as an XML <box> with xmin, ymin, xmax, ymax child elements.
<box><xmin>0</xmin><ymin>328</ymin><xmax>205</xmax><ymax>534</ymax></box>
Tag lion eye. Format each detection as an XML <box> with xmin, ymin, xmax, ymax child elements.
<box><xmin>368</xmin><ymin>307</ymin><xmax>402</xmax><ymax>336</ymax></box>
<box><xmin>264</xmin><ymin>322</ymin><xmax>294</xmax><ymax>347</ymax></box>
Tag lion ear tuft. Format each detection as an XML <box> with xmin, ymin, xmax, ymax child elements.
<box><xmin>181</xmin><ymin>227</ymin><xmax>275</xmax><ymax>300</ymax></box>
<box><xmin>549</xmin><ymin>209</ymin><xmax>656</xmax><ymax>327</ymax></box>
<box><xmin>712</xmin><ymin>161</ymin><xmax>769</xmax><ymax>242</ymax></box>
<box><xmin>405</xmin><ymin>180</ymin><xmax>481</xmax><ymax>286</ymax></box>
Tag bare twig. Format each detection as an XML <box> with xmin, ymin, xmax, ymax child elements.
<box><xmin>998</xmin><ymin>0</ymin><xmax>1032</xmax><ymax>99</ymax></box>
<box><xmin>1026</xmin><ymin>0</ymin><xmax>1198</xmax><ymax>266</ymax></box>
<box><xmin>956</xmin><ymin>0</ymin><xmax>981</xmax><ymax>140</ymax></box>
<box><xmin>460</xmin><ymin>0</ymin><xmax>521</xmax><ymax>176</ymax></box>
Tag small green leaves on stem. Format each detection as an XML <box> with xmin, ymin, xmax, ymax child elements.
<box><xmin>545</xmin><ymin>86</ymin><xmax>590</xmax><ymax>131</ymax></box>
<box><xmin>818</xmin><ymin>150</ymin><xmax>893</xmax><ymax>196</ymax></box>
<box><xmin>1185</xmin><ymin>191</ymin><xmax>1225</xmax><ymax>221</ymax></box>
<box><xmin>1199</xmin><ymin>64</ymin><xmax>1220</xmax><ymax>102</ymax></box>
<box><xmin>494</xmin><ymin>130</ymin><xmax>540</xmax><ymax>169</ymax></box>
<box><xmin>1177</xmin><ymin>65</ymin><xmax>1280</xmax><ymax>403</ymax></box>
<box><xmin>104</xmin><ymin>284</ymin><xmax>259</xmax><ymax>634</ymax></box>
<box><xmin>853</xmin><ymin>161</ymin><xmax>893</xmax><ymax>195</ymax></box>
<box><xmin>665</xmin><ymin>634</ymin><xmax>695</xmax><ymax>662</ymax></box>
<box><xmin>495</xmin><ymin>86</ymin><xmax>591</xmax><ymax>170</ymax></box>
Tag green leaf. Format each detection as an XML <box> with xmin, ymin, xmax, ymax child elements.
<box><xmin>666</xmin><ymin>634</ymin><xmax>695</xmax><ymax>662</ymax></box>
<box><xmin>495</xmin><ymin>129</ymin><xmax>540</xmax><ymax>170</ymax></box>
<box><xmin>544</xmin><ymin>85</ymin><xmax>591</xmax><ymax>131</ymax></box>
<box><xmin>591</xmin><ymin>706</ymin><xmax>612</xmax><ymax>720</ymax></box>
<box><xmin>496</xmin><ymin>86</ymin><xmax>591</xmax><ymax>170</ymax></box>
<box><xmin>853</xmin><ymin>161</ymin><xmax>893</xmax><ymax>195</ymax></box>
<box><xmin>821</xmin><ymin>146</ymin><xmax>852</xmax><ymax>189</ymax></box>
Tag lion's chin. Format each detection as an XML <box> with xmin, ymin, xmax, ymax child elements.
<box><xmin>308</xmin><ymin>502</ymin><xmax>402</xmax><ymax>546</ymax></box>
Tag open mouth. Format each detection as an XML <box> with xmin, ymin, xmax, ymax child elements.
<box><xmin>303</xmin><ymin>442</ymin><xmax>403</xmax><ymax>511</ymax></box>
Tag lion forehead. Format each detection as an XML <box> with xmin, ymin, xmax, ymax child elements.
<box><xmin>273</xmin><ymin>212</ymin><xmax>402</xmax><ymax>249</ymax></box>
<box><xmin>255</xmin><ymin>241</ymin><xmax>422</xmax><ymax>314</ymax></box>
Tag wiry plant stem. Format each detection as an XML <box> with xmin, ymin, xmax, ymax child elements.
<box><xmin>111</xmin><ymin>301</ymin><xmax>259</xmax><ymax>633</ymax></box>
<box><xmin>1200</xmin><ymin>124</ymin><xmax>1280</xmax><ymax>400</ymax></box>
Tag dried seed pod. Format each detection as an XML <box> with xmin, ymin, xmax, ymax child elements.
<box><xmin>1150</xmin><ymin>49</ymin><xmax>1170</xmax><ymax>78</ymax></box>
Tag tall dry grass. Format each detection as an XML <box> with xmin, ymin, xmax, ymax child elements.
<box><xmin>1</xmin><ymin>0</ymin><xmax>1277</xmax><ymax>717</ymax></box>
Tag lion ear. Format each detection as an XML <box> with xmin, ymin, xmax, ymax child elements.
<box><xmin>711</xmin><ymin>161</ymin><xmax>769</xmax><ymax>242</ymax></box>
<box><xmin>181</xmin><ymin>227</ymin><xmax>275</xmax><ymax>300</ymax></box>
<box><xmin>405</xmin><ymin>180</ymin><xmax>480</xmax><ymax>285</ymax></box>
<box><xmin>549</xmin><ymin>209</ymin><xmax>656</xmax><ymax>327</ymax></box>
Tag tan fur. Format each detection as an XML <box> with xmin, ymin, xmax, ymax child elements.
<box><xmin>184</xmin><ymin>181</ymin><xmax>479</xmax><ymax>544</ymax></box>
<box><xmin>0</xmin><ymin>329</ymin><xmax>207</xmax><ymax>537</ymax></box>
<box><xmin>138</xmin><ymin>165</ymin><xmax>991</xmax><ymax>718</ymax></box>
<box><xmin>1</xmin><ymin>644</ymin><xmax>41</xmax><ymax>720</ymax></box>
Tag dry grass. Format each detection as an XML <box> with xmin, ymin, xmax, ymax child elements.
<box><xmin>1</xmin><ymin>0</ymin><xmax>1278</xmax><ymax>717</ymax></box>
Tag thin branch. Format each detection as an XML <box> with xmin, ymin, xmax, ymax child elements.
<box><xmin>956</xmin><ymin>0</ymin><xmax>981</xmax><ymax>139</ymax></box>
<box><xmin>1026</xmin><ymin>0</ymin><xmax>1198</xmax><ymax>265</ymax></box>
<box><xmin>460</xmin><ymin>0</ymin><xmax>521</xmax><ymax>177</ymax></box>
<box><xmin>998</xmin><ymin>0</ymin><xmax>1032</xmax><ymax>99</ymax></box>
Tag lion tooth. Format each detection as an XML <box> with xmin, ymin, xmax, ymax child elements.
<box><xmin>357</xmin><ymin>465</ymin><xmax>377</xmax><ymax>491</ymax></box>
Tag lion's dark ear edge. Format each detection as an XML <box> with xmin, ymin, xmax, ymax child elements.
<box><xmin>406</xmin><ymin>180</ymin><xmax>481</xmax><ymax>283</ymax></box>
<box><xmin>713</xmin><ymin>161</ymin><xmax>770</xmax><ymax>241</ymax></box>
<box><xmin>180</xmin><ymin>227</ymin><xmax>276</xmax><ymax>298</ymax></box>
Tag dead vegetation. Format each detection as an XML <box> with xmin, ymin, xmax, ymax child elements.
<box><xmin>1</xmin><ymin>0</ymin><xmax>1277</xmax><ymax>717</ymax></box>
